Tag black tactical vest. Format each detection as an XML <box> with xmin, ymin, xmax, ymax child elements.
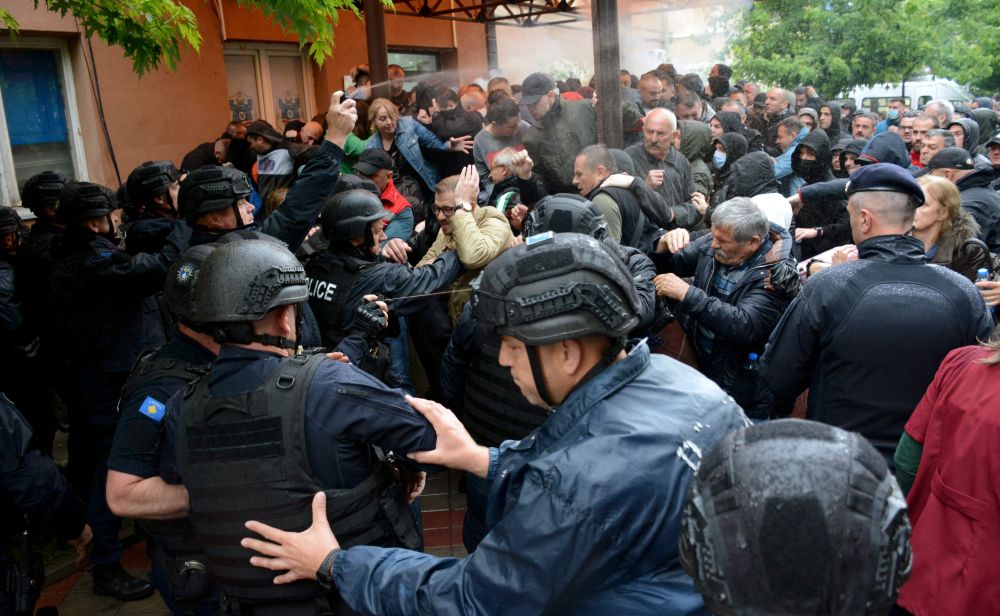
<box><xmin>120</xmin><ymin>352</ymin><xmax>209</xmax><ymax>551</ymax></box>
<box><xmin>304</xmin><ymin>251</ymin><xmax>371</xmax><ymax>348</ymax></box>
<box><xmin>178</xmin><ymin>352</ymin><xmax>420</xmax><ymax>604</ymax></box>
<box><xmin>462</xmin><ymin>326</ymin><xmax>548</xmax><ymax>447</ymax></box>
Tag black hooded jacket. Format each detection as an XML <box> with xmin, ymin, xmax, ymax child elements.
<box><xmin>821</xmin><ymin>102</ymin><xmax>841</xmax><ymax>143</ymax></box>
<box><xmin>857</xmin><ymin>132</ymin><xmax>912</xmax><ymax>169</ymax></box>
<box><xmin>710</xmin><ymin>133</ymin><xmax>749</xmax><ymax>208</ymax></box>
<box><xmin>955</xmin><ymin>166</ymin><xmax>1000</xmax><ymax>251</ymax></box>
<box><xmin>948</xmin><ymin>119</ymin><xmax>980</xmax><ymax>157</ymax></box>
<box><xmin>715</xmin><ymin>111</ymin><xmax>764</xmax><ymax>153</ymax></box>
<box><xmin>727</xmin><ymin>152</ymin><xmax>780</xmax><ymax>199</ymax></box>
<box><xmin>789</xmin><ymin>129</ymin><xmax>848</xmax><ymax>258</ymax></box>
<box><xmin>791</xmin><ymin>129</ymin><xmax>834</xmax><ymax>185</ymax></box>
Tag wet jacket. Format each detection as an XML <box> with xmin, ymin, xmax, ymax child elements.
<box><xmin>678</xmin><ymin>120</ymin><xmax>714</xmax><ymax>197</ymax></box>
<box><xmin>364</xmin><ymin>116</ymin><xmax>452</xmax><ymax>193</ymax></box>
<box><xmin>625</xmin><ymin>143</ymin><xmax>700</xmax><ymax>229</ymax></box>
<box><xmin>856</xmin><ymin>131</ymin><xmax>913</xmax><ymax>169</ymax></box>
<box><xmin>1</xmin><ymin>394</ymin><xmax>86</xmax><ymax>543</ymax></box>
<box><xmin>330</xmin><ymin>342</ymin><xmax>748</xmax><ymax>616</ymax></box>
<box><xmin>955</xmin><ymin>166</ymin><xmax>1000</xmax><ymax>251</ymax></box>
<box><xmin>761</xmin><ymin>234</ymin><xmax>993</xmax><ymax>461</ymax></box>
<box><xmin>523</xmin><ymin>98</ymin><xmax>598</xmax><ymax>194</ymax></box>
<box><xmin>654</xmin><ymin>224</ymin><xmax>797</xmax><ymax>417</ymax></box>
<box><xmin>50</xmin><ymin>223</ymin><xmax>190</xmax><ymax>372</ymax></box>
<box><xmin>789</xmin><ymin>130</ymin><xmax>850</xmax><ymax>258</ymax></box>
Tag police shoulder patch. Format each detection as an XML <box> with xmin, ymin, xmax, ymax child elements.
<box><xmin>138</xmin><ymin>396</ymin><xmax>166</xmax><ymax>422</ymax></box>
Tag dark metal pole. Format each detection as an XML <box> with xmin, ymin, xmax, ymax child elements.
<box><xmin>364</xmin><ymin>0</ymin><xmax>390</xmax><ymax>100</ymax></box>
<box><xmin>486</xmin><ymin>22</ymin><xmax>499</xmax><ymax>72</ymax></box>
<box><xmin>591</xmin><ymin>0</ymin><xmax>623</xmax><ymax>148</ymax></box>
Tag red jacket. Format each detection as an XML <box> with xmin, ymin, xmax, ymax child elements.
<box><xmin>897</xmin><ymin>345</ymin><xmax>1000</xmax><ymax>615</ymax></box>
<box><xmin>910</xmin><ymin>148</ymin><xmax>923</xmax><ymax>169</ymax></box>
<box><xmin>380</xmin><ymin>177</ymin><xmax>411</xmax><ymax>220</ymax></box>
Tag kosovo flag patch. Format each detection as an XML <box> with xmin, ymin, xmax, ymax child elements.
<box><xmin>139</xmin><ymin>396</ymin><xmax>166</xmax><ymax>423</ymax></box>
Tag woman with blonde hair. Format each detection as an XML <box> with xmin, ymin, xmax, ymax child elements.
<box><xmin>913</xmin><ymin>175</ymin><xmax>981</xmax><ymax>279</ymax></box>
<box><xmin>364</xmin><ymin>98</ymin><xmax>472</xmax><ymax>220</ymax></box>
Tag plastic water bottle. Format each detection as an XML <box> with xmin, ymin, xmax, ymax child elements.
<box><xmin>978</xmin><ymin>268</ymin><xmax>996</xmax><ymax>321</ymax></box>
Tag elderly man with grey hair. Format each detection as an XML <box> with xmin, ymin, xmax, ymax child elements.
<box><xmin>482</xmin><ymin>147</ymin><xmax>545</xmax><ymax>210</ymax></box>
<box><xmin>650</xmin><ymin>197</ymin><xmax>798</xmax><ymax>419</ymax></box>
<box><xmin>924</xmin><ymin>99</ymin><xmax>955</xmax><ymax>128</ymax></box>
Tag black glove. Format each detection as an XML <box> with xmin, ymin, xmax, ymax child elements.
<box><xmin>350</xmin><ymin>299</ymin><xmax>388</xmax><ymax>340</ymax></box>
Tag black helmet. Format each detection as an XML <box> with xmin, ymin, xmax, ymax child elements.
<box><xmin>21</xmin><ymin>171</ymin><xmax>69</xmax><ymax>215</ymax></box>
<box><xmin>680</xmin><ymin>419</ymin><xmax>912</xmax><ymax>616</ymax></box>
<box><xmin>522</xmin><ymin>193</ymin><xmax>609</xmax><ymax>240</ymax></box>
<box><xmin>331</xmin><ymin>173</ymin><xmax>379</xmax><ymax>196</ymax></box>
<box><xmin>474</xmin><ymin>232</ymin><xmax>639</xmax><ymax>346</ymax></box>
<box><xmin>57</xmin><ymin>182</ymin><xmax>117</xmax><ymax>224</ymax></box>
<box><xmin>126</xmin><ymin>160</ymin><xmax>179</xmax><ymax>209</ymax></box>
<box><xmin>320</xmin><ymin>189</ymin><xmax>385</xmax><ymax>242</ymax></box>
<box><xmin>164</xmin><ymin>244</ymin><xmax>216</xmax><ymax>325</ymax></box>
<box><xmin>195</xmin><ymin>238</ymin><xmax>307</xmax><ymax>325</ymax></box>
<box><xmin>0</xmin><ymin>207</ymin><xmax>23</xmax><ymax>235</ymax></box>
<box><xmin>177</xmin><ymin>165</ymin><xmax>252</xmax><ymax>221</ymax></box>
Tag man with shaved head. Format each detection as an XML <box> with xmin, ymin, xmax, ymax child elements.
<box><xmin>625</xmin><ymin>108</ymin><xmax>702</xmax><ymax>229</ymax></box>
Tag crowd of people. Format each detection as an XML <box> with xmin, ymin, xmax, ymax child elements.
<box><xmin>1</xmin><ymin>59</ymin><xmax>998</xmax><ymax>616</ymax></box>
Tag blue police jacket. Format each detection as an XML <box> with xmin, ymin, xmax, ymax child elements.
<box><xmin>331</xmin><ymin>341</ymin><xmax>748</xmax><ymax>615</ymax></box>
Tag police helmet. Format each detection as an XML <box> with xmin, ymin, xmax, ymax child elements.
<box><xmin>195</xmin><ymin>238</ymin><xmax>307</xmax><ymax>324</ymax></box>
<box><xmin>177</xmin><ymin>165</ymin><xmax>252</xmax><ymax>221</ymax></box>
<box><xmin>126</xmin><ymin>160</ymin><xmax>179</xmax><ymax>207</ymax></box>
<box><xmin>21</xmin><ymin>171</ymin><xmax>69</xmax><ymax>215</ymax></box>
<box><xmin>680</xmin><ymin>419</ymin><xmax>912</xmax><ymax>616</ymax></box>
<box><xmin>332</xmin><ymin>173</ymin><xmax>379</xmax><ymax>197</ymax></box>
<box><xmin>473</xmin><ymin>232</ymin><xmax>640</xmax><ymax>346</ymax></box>
<box><xmin>522</xmin><ymin>193</ymin><xmax>609</xmax><ymax>240</ymax></box>
<box><xmin>57</xmin><ymin>182</ymin><xmax>117</xmax><ymax>224</ymax></box>
<box><xmin>164</xmin><ymin>244</ymin><xmax>216</xmax><ymax>324</ymax></box>
<box><xmin>320</xmin><ymin>189</ymin><xmax>385</xmax><ymax>242</ymax></box>
<box><xmin>0</xmin><ymin>207</ymin><xmax>22</xmax><ymax>235</ymax></box>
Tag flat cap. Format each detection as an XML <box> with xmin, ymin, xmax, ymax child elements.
<box><xmin>846</xmin><ymin>162</ymin><xmax>925</xmax><ymax>206</ymax></box>
<box><xmin>925</xmin><ymin>147</ymin><xmax>976</xmax><ymax>171</ymax></box>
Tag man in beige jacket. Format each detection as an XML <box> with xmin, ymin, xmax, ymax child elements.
<box><xmin>418</xmin><ymin>164</ymin><xmax>513</xmax><ymax>322</ymax></box>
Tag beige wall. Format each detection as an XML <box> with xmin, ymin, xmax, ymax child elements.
<box><xmin>1</xmin><ymin>0</ymin><xmax>488</xmax><ymax>192</ymax></box>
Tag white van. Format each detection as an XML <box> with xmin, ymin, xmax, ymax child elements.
<box><xmin>837</xmin><ymin>78</ymin><xmax>973</xmax><ymax>113</ymax></box>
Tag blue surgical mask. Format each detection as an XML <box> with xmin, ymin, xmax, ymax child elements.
<box><xmin>712</xmin><ymin>151</ymin><xmax>727</xmax><ymax>169</ymax></box>
<box><xmin>887</xmin><ymin>109</ymin><xmax>899</xmax><ymax>120</ymax></box>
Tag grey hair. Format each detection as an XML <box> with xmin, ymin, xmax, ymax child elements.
<box><xmin>928</xmin><ymin>128</ymin><xmax>956</xmax><ymax>147</ymax></box>
<box><xmin>712</xmin><ymin>197</ymin><xmax>769</xmax><ymax>242</ymax></box>
<box><xmin>849</xmin><ymin>191</ymin><xmax>916</xmax><ymax>229</ymax></box>
<box><xmin>645</xmin><ymin>107</ymin><xmax>677</xmax><ymax>132</ymax></box>
<box><xmin>782</xmin><ymin>89</ymin><xmax>796</xmax><ymax>108</ymax></box>
<box><xmin>925</xmin><ymin>100</ymin><xmax>955</xmax><ymax>124</ymax></box>
<box><xmin>492</xmin><ymin>147</ymin><xmax>520</xmax><ymax>172</ymax></box>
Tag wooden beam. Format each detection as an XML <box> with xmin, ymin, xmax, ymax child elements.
<box><xmin>591</xmin><ymin>0</ymin><xmax>622</xmax><ymax>148</ymax></box>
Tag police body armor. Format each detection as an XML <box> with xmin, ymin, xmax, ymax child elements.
<box><xmin>463</xmin><ymin>325</ymin><xmax>547</xmax><ymax>447</ymax></box>
<box><xmin>178</xmin><ymin>352</ymin><xmax>420</xmax><ymax>605</ymax></box>
<box><xmin>305</xmin><ymin>251</ymin><xmax>392</xmax><ymax>380</ymax></box>
<box><xmin>121</xmin><ymin>352</ymin><xmax>214</xmax><ymax>604</ymax></box>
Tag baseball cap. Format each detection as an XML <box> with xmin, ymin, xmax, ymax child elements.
<box><xmin>925</xmin><ymin>147</ymin><xmax>976</xmax><ymax>171</ymax></box>
<box><xmin>353</xmin><ymin>149</ymin><xmax>394</xmax><ymax>176</ymax></box>
<box><xmin>520</xmin><ymin>73</ymin><xmax>557</xmax><ymax>106</ymax></box>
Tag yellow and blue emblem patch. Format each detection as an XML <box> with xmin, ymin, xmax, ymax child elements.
<box><xmin>139</xmin><ymin>396</ymin><xmax>166</xmax><ymax>423</ymax></box>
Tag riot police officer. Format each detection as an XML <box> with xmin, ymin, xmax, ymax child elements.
<box><xmin>123</xmin><ymin>160</ymin><xmax>181</xmax><ymax>254</ymax></box>
<box><xmin>680</xmin><ymin>419</ymin><xmax>912</xmax><ymax>615</ymax></box>
<box><xmin>178</xmin><ymin>91</ymin><xmax>357</xmax><ymax>252</ymax></box>
<box><xmin>106</xmin><ymin>243</ymin><xmax>220</xmax><ymax>615</ymax></box>
<box><xmin>168</xmin><ymin>238</ymin><xmax>435</xmax><ymax>615</ymax></box>
<box><xmin>440</xmin><ymin>193</ymin><xmax>659</xmax><ymax>550</ymax></box>
<box><xmin>241</xmin><ymin>232</ymin><xmax>747</xmax><ymax>615</ymax></box>
<box><xmin>1</xmin><ymin>392</ymin><xmax>91</xmax><ymax>616</ymax></box>
<box><xmin>50</xmin><ymin>181</ymin><xmax>189</xmax><ymax>600</ymax></box>
<box><xmin>304</xmin><ymin>189</ymin><xmax>463</xmax><ymax>386</ymax></box>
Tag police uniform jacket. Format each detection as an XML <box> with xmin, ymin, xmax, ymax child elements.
<box><xmin>329</xmin><ymin>342</ymin><xmax>748</xmax><ymax>615</ymax></box>
<box><xmin>761</xmin><ymin>234</ymin><xmax>993</xmax><ymax>461</ymax></box>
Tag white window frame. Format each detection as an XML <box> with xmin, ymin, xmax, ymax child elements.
<box><xmin>223</xmin><ymin>43</ymin><xmax>315</xmax><ymax>128</ymax></box>
<box><xmin>0</xmin><ymin>37</ymin><xmax>88</xmax><ymax>207</ymax></box>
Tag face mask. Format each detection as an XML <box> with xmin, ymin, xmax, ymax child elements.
<box><xmin>887</xmin><ymin>109</ymin><xmax>899</xmax><ymax>120</ymax></box>
<box><xmin>713</xmin><ymin>151</ymin><xmax>727</xmax><ymax>169</ymax></box>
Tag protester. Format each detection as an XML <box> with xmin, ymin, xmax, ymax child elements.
<box><xmin>913</xmin><ymin>175</ymin><xmax>982</xmax><ymax>279</ymax></box>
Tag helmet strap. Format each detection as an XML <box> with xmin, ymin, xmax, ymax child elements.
<box><xmin>526</xmin><ymin>344</ymin><xmax>554</xmax><ymax>409</ymax></box>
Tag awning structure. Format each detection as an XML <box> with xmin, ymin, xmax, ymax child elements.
<box><xmin>389</xmin><ymin>0</ymin><xmax>580</xmax><ymax>26</ymax></box>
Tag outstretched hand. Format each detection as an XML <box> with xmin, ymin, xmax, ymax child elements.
<box><xmin>243</xmin><ymin>492</ymin><xmax>339</xmax><ymax>585</ymax></box>
<box><xmin>405</xmin><ymin>395</ymin><xmax>490</xmax><ymax>478</ymax></box>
